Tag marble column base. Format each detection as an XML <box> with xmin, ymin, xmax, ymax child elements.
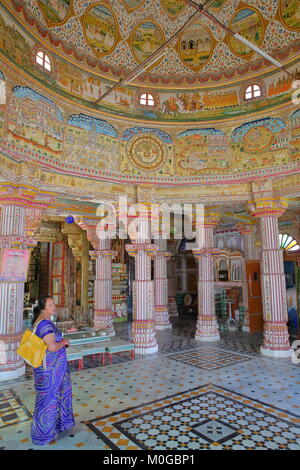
<box><xmin>195</xmin><ymin>333</ymin><xmax>220</xmax><ymax>342</ymax></box>
<box><xmin>131</xmin><ymin>320</ymin><xmax>158</xmax><ymax>355</ymax></box>
<box><xmin>156</xmin><ymin>324</ymin><xmax>172</xmax><ymax>331</ymax></box>
<box><xmin>134</xmin><ymin>344</ymin><xmax>159</xmax><ymax>355</ymax></box>
<box><xmin>260</xmin><ymin>346</ymin><xmax>293</xmax><ymax>358</ymax></box>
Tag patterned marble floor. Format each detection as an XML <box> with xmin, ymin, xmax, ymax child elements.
<box><xmin>0</xmin><ymin>320</ymin><xmax>300</xmax><ymax>451</ymax></box>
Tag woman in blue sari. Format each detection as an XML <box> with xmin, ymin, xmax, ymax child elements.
<box><xmin>31</xmin><ymin>296</ymin><xmax>75</xmax><ymax>445</ymax></box>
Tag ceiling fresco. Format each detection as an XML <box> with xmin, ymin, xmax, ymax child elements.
<box><xmin>3</xmin><ymin>0</ymin><xmax>299</xmax><ymax>88</ymax></box>
<box><xmin>0</xmin><ymin>2</ymin><xmax>299</xmax><ymax>124</ymax></box>
<box><xmin>0</xmin><ymin>0</ymin><xmax>299</xmax><ymax>191</ymax></box>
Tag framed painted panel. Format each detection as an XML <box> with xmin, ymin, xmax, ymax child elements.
<box><xmin>0</xmin><ymin>249</ymin><xmax>30</xmax><ymax>282</ymax></box>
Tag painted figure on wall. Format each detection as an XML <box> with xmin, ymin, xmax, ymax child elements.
<box><xmin>290</xmin><ymin>109</ymin><xmax>300</xmax><ymax>160</ymax></box>
<box><xmin>83</xmin><ymin>3</ymin><xmax>118</xmax><ymax>56</ymax></box>
<box><xmin>121</xmin><ymin>0</ymin><xmax>146</xmax><ymax>11</ymax></box>
<box><xmin>131</xmin><ymin>21</ymin><xmax>165</xmax><ymax>64</ymax></box>
<box><xmin>231</xmin><ymin>117</ymin><xmax>289</xmax><ymax>170</ymax></box>
<box><xmin>175</xmin><ymin>129</ymin><xmax>229</xmax><ymax>174</ymax></box>
<box><xmin>127</xmin><ymin>135</ymin><xmax>165</xmax><ymax>171</ymax></box>
<box><xmin>160</xmin><ymin>0</ymin><xmax>186</xmax><ymax>17</ymax></box>
<box><xmin>56</xmin><ymin>61</ymin><xmax>102</xmax><ymax>100</ymax></box>
<box><xmin>7</xmin><ymin>87</ymin><xmax>64</xmax><ymax>158</ymax></box>
<box><xmin>37</xmin><ymin>0</ymin><xmax>71</xmax><ymax>24</ymax></box>
<box><xmin>64</xmin><ymin>114</ymin><xmax>118</xmax><ymax>169</ymax></box>
<box><xmin>178</xmin><ymin>21</ymin><xmax>213</xmax><ymax>71</ymax></box>
<box><xmin>280</xmin><ymin>0</ymin><xmax>300</xmax><ymax>30</ymax></box>
<box><xmin>228</xmin><ymin>8</ymin><xmax>264</xmax><ymax>57</ymax></box>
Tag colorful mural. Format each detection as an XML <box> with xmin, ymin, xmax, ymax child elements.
<box><xmin>56</xmin><ymin>60</ymin><xmax>102</xmax><ymax>100</ymax></box>
<box><xmin>121</xmin><ymin>127</ymin><xmax>172</xmax><ymax>175</ymax></box>
<box><xmin>290</xmin><ymin>109</ymin><xmax>300</xmax><ymax>160</ymax></box>
<box><xmin>159</xmin><ymin>0</ymin><xmax>186</xmax><ymax>17</ymax></box>
<box><xmin>175</xmin><ymin>129</ymin><xmax>229</xmax><ymax>175</ymax></box>
<box><xmin>83</xmin><ymin>3</ymin><xmax>118</xmax><ymax>57</ymax></box>
<box><xmin>7</xmin><ymin>86</ymin><xmax>64</xmax><ymax>157</ymax></box>
<box><xmin>37</xmin><ymin>0</ymin><xmax>71</xmax><ymax>25</ymax></box>
<box><xmin>130</xmin><ymin>21</ymin><xmax>165</xmax><ymax>64</ymax></box>
<box><xmin>280</xmin><ymin>0</ymin><xmax>300</xmax><ymax>30</ymax></box>
<box><xmin>268</xmin><ymin>74</ymin><xmax>294</xmax><ymax>97</ymax></box>
<box><xmin>127</xmin><ymin>135</ymin><xmax>166</xmax><ymax>171</ymax></box>
<box><xmin>64</xmin><ymin>114</ymin><xmax>119</xmax><ymax>169</ymax></box>
<box><xmin>0</xmin><ymin>13</ymin><xmax>37</xmax><ymax>74</ymax></box>
<box><xmin>178</xmin><ymin>21</ymin><xmax>214</xmax><ymax>72</ymax></box>
<box><xmin>231</xmin><ymin>118</ymin><xmax>289</xmax><ymax>170</ymax></box>
<box><xmin>160</xmin><ymin>89</ymin><xmax>239</xmax><ymax>117</ymax></box>
<box><xmin>210</xmin><ymin>0</ymin><xmax>227</xmax><ymax>10</ymax></box>
<box><xmin>121</xmin><ymin>0</ymin><xmax>146</xmax><ymax>12</ymax></box>
<box><xmin>228</xmin><ymin>8</ymin><xmax>264</xmax><ymax>57</ymax></box>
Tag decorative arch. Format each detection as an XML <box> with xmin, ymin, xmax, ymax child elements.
<box><xmin>239</xmin><ymin>79</ymin><xmax>266</xmax><ymax>103</ymax></box>
<box><xmin>280</xmin><ymin>233</ymin><xmax>300</xmax><ymax>253</ymax></box>
<box><xmin>134</xmin><ymin>89</ymin><xmax>160</xmax><ymax>111</ymax></box>
<box><xmin>32</xmin><ymin>44</ymin><xmax>55</xmax><ymax>76</ymax></box>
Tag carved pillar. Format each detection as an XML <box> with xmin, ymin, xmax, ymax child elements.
<box><xmin>75</xmin><ymin>217</ymin><xmax>116</xmax><ymax>334</ymax></box>
<box><xmin>154</xmin><ymin>238</ymin><xmax>171</xmax><ymax>330</ymax></box>
<box><xmin>0</xmin><ymin>183</ymin><xmax>55</xmax><ymax>381</ymax></box>
<box><xmin>236</xmin><ymin>223</ymin><xmax>257</xmax><ymax>331</ymax></box>
<box><xmin>125</xmin><ymin>203</ymin><xmax>158</xmax><ymax>354</ymax></box>
<box><xmin>62</xmin><ymin>221</ymin><xmax>89</xmax><ymax>325</ymax></box>
<box><xmin>193</xmin><ymin>208</ymin><xmax>220</xmax><ymax>342</ymax></box>
<box><xmin>249</xmin><ymin>195</ymin><xmax>292</xmax><ymax>357</ymax></box>
<box><xmin>167</xmin><ymin>240</ymin><xmax>179</xmax><ymax>317</ymax></box>
<box><xmin>237</xmin><ymin>223</ymin><xmax>259</xmax><ymax>261</ymax></box>
<box><xmin>181</xmin><ymin>255</ymin><xmax>188</xmax><ymax>292</ymax></box>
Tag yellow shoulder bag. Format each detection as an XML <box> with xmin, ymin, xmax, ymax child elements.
<box><xmin>17</xmin><ymin>320</ymin><xmax>48</xmax><ymax>369</ymax></box>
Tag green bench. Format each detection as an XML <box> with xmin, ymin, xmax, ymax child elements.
<box><xmin>104</xmin><ymin>339</ymin><xmax>135</xmax><ymax>365</ymax></box>
<box><xmin>66</xmin><ymin>340</ymin><xmax>135</xmax><ymax>369</ymax></box>
<box><xmin>66</xmin><ymin>344</ymin><xmax>106</xmax><ymax>369</ymax></box>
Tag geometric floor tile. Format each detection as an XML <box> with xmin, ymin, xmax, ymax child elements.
<box><xmin>190</xmin><ymin>419</ymin><xmax>239</xmax><ymax>444</ymax></box>
<box><xmin>85</xmin><ymin>384</ymin><xmax>300</xmax><ymax>450</ymax></box>
<box><xmin>0</xmin><ymin>389</ymin><xmax>32</xmax><ymax>429</ymax></box>
<box><xmin>168</xmin><ymin>347</ymin><xmax>252</xmax><ymax>370</ymax></box>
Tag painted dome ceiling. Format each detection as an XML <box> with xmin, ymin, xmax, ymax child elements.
<box><xmin>4</xmin><ymin>0</ymin><xmax>300</xmax><ymax>88</ymax></box>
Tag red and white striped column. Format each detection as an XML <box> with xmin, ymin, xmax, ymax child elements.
<box><xmin>249</xmin><ymin>197</ymin><xmax>293</xmax><ymax>357</ymax></box>
<box><xmin>76</xmin><ymin>217</ymin><xmax>116</xmax><ymax>335</ymax></box>
<box><xmin>193</xmin><ymin>209</ymin><xmax>220</xmax><ymax>342</ymax></box>
<box><xmin>0</xmin><ymin>183</ymin><xmax>55</xmax><ymax>381</ymax></box>
<box><xmin>154</xmin><ymin>239</ymin><xmax>171</xmax><ymax>330</ymax></box>
<box><xmin>125</xmin><ymin>204</ymin><xmax>158</xmax><ymax>354</ymax></box>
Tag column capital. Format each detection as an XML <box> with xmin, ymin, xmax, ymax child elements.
<box><xmin>89</xmin><ymin>250</ymin><xmax>117</xmax><ymax>259</ymax></box>
<box><xmin>0</xmin><ymin>183</ymin><xmax>56</xmax><ymax>207</ymax></box>
<box><xmin>75</xmin><ymin>216</ymin><xmax>115</xmax><ymax>250</ymax></box>
<box><xmin>154</xmin><ymin>251</ymin><xmax>172</xmax><ymax>259</ymax></box>
<box><xmin>75</xmin><ymin>216</ymin><xmax>99</xmax><ymax>249</ymax></box>
<box><xmin>125</xmin><ymin>243</ymin><xmax>159</xmax><ymax>258</ymax></box>
<box><xmin>193</xmin><ymin>248</ymin><xmax>220</xmax><ymax>258</ymax></box>
<box><xmin>248</xmin><ymin>197</ymin><xmax>288</xmax><ymax>218</ymax></box>
<box><xmin>236</xmin><ymin>223</ymin><xmax>256</xmax><ymax>236</ymax></box>
<box><xmin>198</xmin><ymin>208</ymin><xmax>221</xmax><ymax>229</ymax></box>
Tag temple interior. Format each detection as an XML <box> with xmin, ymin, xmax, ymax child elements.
<box><xmin>0</xmin><ymin>0</ymin><xmax>300</xmax><ymax>451</ymax></box>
